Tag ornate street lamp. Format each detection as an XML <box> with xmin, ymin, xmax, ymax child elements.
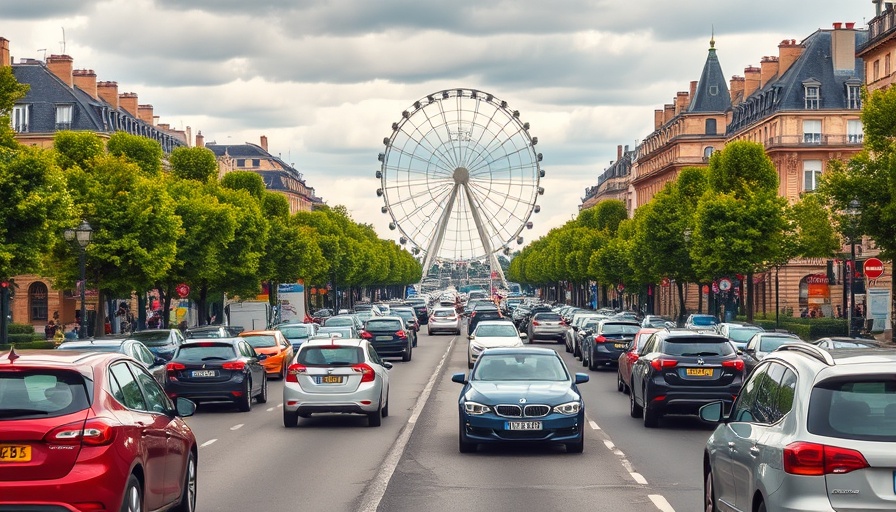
<box><xmin>64</xmin><ymin>220</ymin><xmax>94</xmax><ymax>339</ymax></box>
<box><xmin>845</xmin><ymin>199</ymin><xmax>861</xmax><ymax>337</ymax></box>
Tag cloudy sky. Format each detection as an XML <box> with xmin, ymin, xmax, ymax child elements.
<box><xmin>2</xmin><ymin>0</ymin><xmax>871</xmax><ymax>252</ymax></box>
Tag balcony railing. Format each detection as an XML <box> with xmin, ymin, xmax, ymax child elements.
<box><xmin>861</xmin><ymin>9</ymin><xmax>896</xmax><ymax>51</ymax></box>
<box><xmin>763</xmin><ymin>134</ymin><xmax>863</xmax><ymax>148</ymax></box>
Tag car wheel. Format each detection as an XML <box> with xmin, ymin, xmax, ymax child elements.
<box><xmin>172</xmin><ymin>452</ymin><xmax>197</xmax><ymax>512</ymax></box>
<box><xmin>704</xmin><ymin>469</ymin><xmax>718</xmax><ymax>512</ymax></box>
<box><xmin>256</xmin><ymin>374</ymin><xmax>268</xmax><ymax>404</ymax></box>
<box><xmin>643</xmin><ymin>392</ymin><xmax>660</xmax><ymax>428</ymax></box>
<box><xmin>237</xmin><ymin>379</ymin><xmax>252</xmax><ymax>412</ymax></box>
<box><xmin>581</xmin><ymin>347</ymin><xmax>588</xmax><ymax>367</ymax></box>
<box><xmin>280</xmin><ymin>363</ymin><xmax>288</xmax><ymax>380</ymax></box>
<box><xmin>468</xmin><ymin>359</ymin><xmax>474</xmax><ymax>369</ymax></box>
<box><xmin>617</xmin><ymin>372</ymin><xmax>625</xmax><ymax>393</ymax></box>
<box><xmin>565</xmin><ymin>434</ymin><xmax>584</xmax><ymax>454</ymax></box>
<box><xmin>382</xmin><ymin>389</ymin><xmax>389</xmax><ymax>418</ymax></box>
<box><xmin>283</xmin><ymin>409</ymin><xmax>299</xmax><ymax>428</ymax></box>
<box><xmin>368</xmin><ymin>398</ymin><xmax>383</xmax><ymax>427</ymax></box>
<box><xmin>629</xmin><ymin>382</ymin><xmax>643</xmax><ymax>418</ymax></box>
<box><xmin>120</xmin><ymin>474</ymin><xmax>142</xmax><ymax>512</ymax></box>
<box><xmin>401</xmin><ymin>344</ymin><xmax>411</xmax><ymax>362</ymax></box>
<box><xmin>587</xmin><ymin>347</ymin><xmax>598</xmax><ymax>371</ymax></box>
<box><xmin>573</xmin><ymin>342</ymin><xmax>580</xmax><ymax>359</ymax></box>
<box><xmin>458</xmin><ymin>423</ymin><xmax>476</xmax><ymax>453</ymax></box>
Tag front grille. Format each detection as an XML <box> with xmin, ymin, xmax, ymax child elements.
<box><xmin>495</xmin><ymin>404</ymin><xmax>550</xmax><ymax>417</ymax></box>
<box><xmin>495</xmin><ymin>405</ymin><xmax>522</xmax><ymax>417</ymax></box>
<box><xmin>523</xmin><ymin>405</ymin><xmax>550</xmax><ymax>417</ymax></box>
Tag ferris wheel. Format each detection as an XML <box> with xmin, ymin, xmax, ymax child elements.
<box><xmin>376</xmin><ymin>88</ymin><xmax>543</xmax><ymax>287</ymax></box>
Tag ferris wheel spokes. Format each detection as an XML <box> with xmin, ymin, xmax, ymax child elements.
<box><xmin>420</xmin><ymin>183</ymin><xmax>460</xmax><ymax>279</ymax></box>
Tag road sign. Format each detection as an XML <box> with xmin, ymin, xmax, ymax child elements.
<box><xmin>176</xmin><ymin>283</ymin><xmax>190</xmax><ymax>298</ymax></box>
<box><xmin>661</xmin><ymin>277</ymin><xmax>670</xmax><ymax>287</ymax></box>
<box><xmin>617</xmin><ymin>284</ymin><xmax>625</xmax><ymax>293</ymax></box>
<box><xmin>712</xmin><ymin>282</ymin><xmax>719</xmax><ymax>294</ymax></box>
<box><xmin>702</xmin><ymin>285</ymin><xmax>709</xmax><ymax>294</ymax></box>
<box><xmin>719</xmin><ymin>278</ymin><xmax>732</xmax><ymax>291</ymax></box>
<box><xmin>864</xmin><ymin>257</ymin><xmax>884</xmax><ymax>279</ymax></box>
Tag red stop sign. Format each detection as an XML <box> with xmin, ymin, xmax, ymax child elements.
<box><xmin>864</xmin><ymin>257</ymin><xmax>885</xmax><ymax>279</ymax></box>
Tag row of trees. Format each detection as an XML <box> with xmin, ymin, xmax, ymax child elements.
<box><xmin>0</xmin><ymin>66</ymin><xmax>421</xmax><ymax>332</ymax></box>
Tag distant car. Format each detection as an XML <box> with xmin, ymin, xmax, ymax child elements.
<box><xmin>185</xmin><ymin>325</ymin><xmax>231</xmax><ymax>339</ymax></box>
<box><xmin>404</xmin><ymin>301</ymin><xmax>430</xmax><ymax>325</ymax></box>
<box><xmin>700</xmin><ymin>344</ymin><xmax>896</xmax><ymax>512</ymax></box>
<box><xmin>391</xmin><ymin>307</ymin><xmax>420</xmax><ymax>347</ymax></box>
<box><xmin>683</xmin><ymin>314</ymin><xmax>720</xmax><ymax>330</ymax></box>
<box><xmin>164</xmin><ymin>338</ymin><xmax>268</xmax><ymax>411</ymax></box>
<box><xmin>428</xmin><ymin>307</ymin><xmax>461</xmax><ymax>335</ymax></box>
<box><xmin>315</xmin><ymin>325</ymin><xmax>357</xmax><ymax>339</ymax></box>
<box><xmin>239</xmin><ymin>330</ymin><xmax>295</xmax><ymax>379</ymax></box>
<box><xmin>641</xmin><ymin>315</ymin><xmax>674</xmax><ymax>329</ymax></box>
<box><xmin>526</xmin><ymin>312</ymin><xmax>567</xmax><ymax>343</ymax></box>
<box><xmin>126</xmin><ymin>328</ymin><xmax>186</xmax><ymax>361</ymax></box>
<box><xmin>311</xmin><ymin>308</ymin><xmax>334</xmax><ymax>324</ymax></box>
<box><xmin>467</xmin><ymin>320</ymin><xmax>525</xmax><ymax>368</ymax></box>
<box><xmin>581</xmin><ymin>320</ymin><xmax>641</xmax><ymax>371</ymax></box>
<box><xmin>741</xmin><ymin>332</ymin><xmax>804</xmax><ymax>375</ymax></box>
<box><xmin>812</xmin><ymin>336</ymin><xmax>882</xmax><ymax>349</ymax></box>
<box><xmin>616</xmin><ymin>328</ymin><xmax>659</xmax><ymax>394</ymax></box>
<box><xmin>0</xmin><ymin>348</ymin><xmax>198</xmax><ymax>512</ymax></box>
<box><xmin>56</xmin><ymin>338</ymin><xmax>168</xmax><ymax>384</ymax></box>
<box><xmin>716</xmin><ymin>322</ymin><xmax>765</xmax><ymax>349</ymax></box>
<box><xmin>360</xmin><ymin>316</ymin><xmax>413</xmax><ymax>361</ymax></box>
<box><xmin>275</xmin><ymin>322</ymin><xmax>318</xmax><ymax>350</ymax></box>
<box><xmin>452</xmin><ymin>347</ymin><xmax>589</xmax><ymax>453</ymax></box>
<box><xmin>468</xmin><ymin>306</ymin><xmax>503</xmax><ymax>334</ymax></box>
<box><xmin>282</xmin><ymin>338</ymin><xmax>392</xmax><ymax>427</ymax></box>
<box><xmin>323</xmin><ymin>314</ymin><xmax>363</xmax><ymax>330</ymax></box>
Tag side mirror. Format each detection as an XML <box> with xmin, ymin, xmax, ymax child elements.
<box><xmin>175</xmin><ymin>397</ymin><xmax>197</xmax><ymax>417</ymax></box>
<box><xmin>574</xmin><ymin>373</ymin><xmax>590</xmax><ymax>384</ymax></box>
<box><xmin>451</xmin><ymin>372</ymin><xmax>467</xmax><ymax>384</ymax></box>
<box><xmin>153</xmin><ymin>357</ymin><xmax>167</xmax><ymax>367</ymax></box>
<box><xmin>383</xmin><ymin>361</ymin><xmax>393</xmax><ymax>370</ymax></box>
<box><xmin>698</xmin><ymin>401</ymin><xmax>726</xmax><ymax>424</ymax></box>
<box><xmin>519</xmin><ymin>332</ymin><xmax>528</xmax><ymax>339</ymax></box>
<box><xmin>257</xmin><ymin>354</ymin><xmax>268</xmax><ymax>361</ymax></box>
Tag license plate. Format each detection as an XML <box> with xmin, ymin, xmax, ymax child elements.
<box><xmin>375</xmin><ymin>336</ymin><xmax>393</xmax><ymax>341</ymax></box>
<box><xmin>506</xmin><ymin>421</ymin><xmax>542</xmax><ymax>431</ymax></box>
<box><xmin>315</xmin><ymin>375</ymin><xmax>344</xmax><ymax>384</ymax></box>
<box><xmin>192</xmin><ymin>370</ymin><xmax>216</xmax><ymax>378</ymax></box>
<box><xmin>0</xmin><ymin>444</ymin><xmax>30</xmax><ymax>462</ymax></box>
<box><xmin>686</xmin><ymin>368</ymin><xmax>714</xmax><ymax>377</ymax></box>
<box><xmin>614</xmin><ymin>343</ymin><xmax>627</xmax><ymax>349</ymax></box>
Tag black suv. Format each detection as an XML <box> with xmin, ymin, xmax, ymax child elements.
<box><xmin>628</xmin><ymin>329</ymin><xmax>744</xmax><ymax>428</ymax></box>
<box><xmin>403</xmin><ymin>301</ymin><xmax>429</xmax><ymax>325</ymax></box>
<box><xmin>467</xmin><ymin>305</ymin><xmax>503</xmax><ymax>334</ymax></box>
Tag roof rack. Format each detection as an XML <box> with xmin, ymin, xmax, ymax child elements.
<box><xmin>774</xmin><ymin>343</ymin><xmax>835</xmax><ymax>366</ymax></box>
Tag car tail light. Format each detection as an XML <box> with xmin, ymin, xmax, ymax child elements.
<box><xmin>594</xmin><ymin>335</ymin><xmax>607</xmax><ymax>343</ymax></box>
<box><xmin>650</xmin><ymin>358</ymin><xmax>678</xmax><ymax>371</ymax></box>
<box><xmin>45</xmin><ymin>418</ymin><xmax>116</xmax><ymax>446</ymax></box>
<box><xmin>222</xmin><ymin>361</ymin><xmax>246</xmax><ymax>371</ymax></box>
<box><xmin>626</xmin><ymin>351</ymin><xmax>639</xmax><ymax>364</ymax></box>
<box><xmin>532</xmin><ymin>321</ymin><xmax>540</xmax><ymax>326</ymax></box>
<box><xmin>352</xmin><ymin>363</ymin><xmax>376</xmax><ymax>383</ymax></box>
<box><xmin>783</xmin><ymin>442</ymin><xmax>869</xmax><ymax>476</ymax></box>
<box><xmin>396</xmin><ymin>330</ymin><xmax>407</xmax><ymax>339</ymax></box>
<box><xmin>360</xmin><ymin>330</ymin><xmax>373</xmax><ymax>339</ymax></box>
<box><xmin>721</xmin><ymin>359</ymin><xmax>744</xmax><ymax>371</ymax></box>
<box><xmin>286</xmin><ymin>363</ymin><xmax>307</xmax><ymax>383</ymax></box>
<box><xmin>166</xmin><ymin>362</ymin><xmax>185</xmax><ymax>380</ymax></box>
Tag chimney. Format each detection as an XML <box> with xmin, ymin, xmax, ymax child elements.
<box><xmin>729</xmin><ymin>75</ymin><xmax>745</xmax><ymax>106</ymax></box>
<box><xmin>137</xmin><ymin>104</ymin><xmax>154</xmax><ymax>125</ymax></box>
<box><xmin>778</xmin><ymin>39</ymin><xmax>803</xmax><ymax>77</ymax></box>
<box><xmin>832</xmin><ymin>22</ymin><xmax>843</xmax><ymax>30</ymax></box>
<box><xmin>832</xmin><ymin>22</ymin><xmax>858</xmax><ymax>71</ymax></box>
<box><xmin>663</xmin><ymin>103</ymin><xmax>674</xmax><ymax>125</ymax></box>
<box><xmin>654</xmin><ymin>109</ymin><xmax>663</xmax><ymax>130</ymax></box>
<box><xmin>689</xmin><ymin>80</ymin><xmax>698</xmax><ymax>100</ymax></box>
<box><xmin>46</xmin><ymin>54</ymin><xmax>74</xmax><ymax>87</ymax></box>
<box><xmin>72</xmin><ymin>69</ymin><xmax>97</xmax><ymax>99</ymax></box>
<box><xmin>676</xmin><ymin>90</ymin><xmax>690</xmax><ymax>112</ymax></box>
<box><xmin>0</xmin><ymin>38</ymin><xmax>9</xmax><ymax>67</ymax></box>
<box><xmin>118</xmin><ymin>92</ymin><xmax>138</xmax><ymax>116</ymax></box>
<box><xmin>760</xmin><ymin>56</ymin><xmax>779</xmax><ymax>88</ymax></box>
<box><xmin>158</xmin><ymin>123</ymin><xmax>170</xmax><ymax>130</ymax></box>
<box><xmin>743</xmin><ymin>66</ymin><xmax>761</xmax><ymax>97</ymax></box>
<box><xmin>97</xmin><ymin>81</ymin><xmax>119</xmax><ymax>110</ymax></box>
<box><xmin>260</xmin><ymin>135</ymin><xmax>268</xmax><ymax>153</ymax></box>
<box><xmin>195</xmin><ymin>130</ymin><xmax>205</xmax><ymax>148</ymax></box>
<box><xmin>617</xmin><ymin>144</ymin><xmax>623</xmax><ymax>162</ymax></box>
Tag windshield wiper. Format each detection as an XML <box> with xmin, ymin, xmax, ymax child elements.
<box><xmin>200</xmin><ymin>356</ymin><xmax>228</xmax><ymax>361</ymax></box>
<box><xmin>0</xmin><ymin>408</ymin><xmax>51</xmax><ymax>418</ymax></box>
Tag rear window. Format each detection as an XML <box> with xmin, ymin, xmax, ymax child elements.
<box><xmin>297</xmin><ymin>346</ymin><xmax>363</xmax><ymax>366</ymax></box>
<box><xmin>129</xmin><ymin>332</ymin><xmax>171</xmax><ymax>346</ymax></box>
<box><xmin>663</xmin><ymin>338</ymin><xmax>735</xmax><ymax>356</ymax></box>
<box><xmin>324</xmin><ymin>317</ymin><xmax>354</xmax><ymax>327</ymax></box>
<box><xmin>808</xmin><ymin>378</ymin><xmax>896</xmax><ymax>442</ymax></box>
<box><xmin>366</xmin><ymin>320</ymin><xmax>402</xmax><ymax>331</ymax></box>
<box><xmin>474</xmin><ymin>324</ymin><xmax>519</xmax><ymax>337</ymax></box>
<box><xmin>279</xmin><ymin>326</ymin><xmax>311</xmax><ymax>339</ymax></box>
<box><xmin>601</xmin><ymin>323</ymin><xmax>640</xmax><ymax>335</ymax></box>
<box><xmin>759</xmin><ymin>336</ymin><xmax>800</xmax><ymax>352</ymax></box>
<box><xmin>728</xmin><ymin>327</ymin><xmax>762</xmax><ymax>343</ymax></box>
<box><xmin>690</xmin><ymin>316</ymin><xmax>718</xmax><ymax>326</ymax></box>
<box><xmin>0</xmin><ymin>370</ymin><xmax>90</xmax><ymax>419</ymax></box>
<box><xmin>433</xmin><ymin>310</ymin><xmax>455</xmax><ymax>318</ymax></box>
<box><xmin>393</xmin><ymin>310</ymin><xmax>414</xmax><ymax>320</ymax></box>
<box><xmin>533</xmin><ymin>313</ymin><xmax>561</xmax><ymax>321</ymax></box>
<box><xmin>175</xmin><ymin>343</ymin><xmax>236</xmax><ymax>361</ymax></box>
<box><xmin>241</xmin><ymin>335</ymin><xmax>277</xmax><ymax>348</ymax></box>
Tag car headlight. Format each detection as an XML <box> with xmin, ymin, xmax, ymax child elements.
<box><xmin>469</xmin><ymin>342</ymin><xmax>483</xmax><ymax>354</ymax></box>
<box><xmin>463</xmin><ymin>401</ymin><xmax>491</xmax><ymax>415</ymax></box>
<box><xmin>552</xmin><ymin>401</ymin><xmax>581</xmax><ymax>415</ymax></box>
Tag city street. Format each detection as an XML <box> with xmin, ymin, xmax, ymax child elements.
<box><xmin>187</xmin><ymin>329</ymin><xmax>713</xmax><ymax>511</ymax></box>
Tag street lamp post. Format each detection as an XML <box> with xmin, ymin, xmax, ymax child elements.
<box><xmin>64</xmin><ymin>220</ymin><xmax>94</xmax><ymax>339</ymax></box>
<box><xmin>845</xmin><ymin>199</ymin><xmax>861</xmax><ymax>337</ymax></box>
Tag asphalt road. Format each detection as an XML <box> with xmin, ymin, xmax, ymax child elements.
<box><xmin>185</xmin><ymin>327</ymin><xmax>713</xmax><ymax>511</ymax></box>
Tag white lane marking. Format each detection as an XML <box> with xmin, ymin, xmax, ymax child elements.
<box><xmin>266</xmin><ymin>407</ymin><xmax>275</xmax><ymax>412</ymax></box>
<box><xmin>588</xmin><ymin>420</ymin><xmax>601</xmax><ymax>430</ymax></box>
<box><xmin>230</xmin><ymin>424</ymin><xmax>244</xmax><ymax>431</ymax></box>
<box><xmin>603</xmin><ymin>439</ymin><xmax>615</xmax><ymax>450</ymax></box>
<box><xmin>357</xmin><ymin>336</ymin><xmax>456</xmax><ymax>512</ymax></box>
<box><xmin>594</xmin><ymin>419</ymin><xmax>648</xmax><ymax>486</ymax></box>
<box><xmin>631</xmin><ymin>472</ymin><xmax>648</xmax><ymax>485</ymax></box>
<box><xmin>200</xmin><ymin>439</ymin><xmax>217</xmax><ymax>448</ymax></box>
<box><xmin>648</xmin><ymin>494</ymin><xmax>676</xmax><ymax>512</ymax></box>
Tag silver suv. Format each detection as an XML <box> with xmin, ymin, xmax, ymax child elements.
<box><xmin>700</xmin><ymin>344</ymin><xmax>896</xmax><ymax>512</ymax></box>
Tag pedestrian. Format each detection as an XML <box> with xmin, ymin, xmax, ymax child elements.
<box><xmin>53</xmin><ymin>326</ymin><xmax>65</xmax><ymax>345</ymax></box>
<box><xmin>104</xmin><ymin>316</ymin><xmax>112</xmax><ymax>335</ymax></box>
<box><xmin>44</xmin><ymin>320</ymin><xmax>57</xmax><ymax>340</ymax></box>
<box><xmin>65</xmin><ymin>324</ymin><xmax>79</xmax><ymax>340</ymax></box>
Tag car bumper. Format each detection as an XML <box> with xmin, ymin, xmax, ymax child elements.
<box><xmin>283</xmin><ymin>381</ymin><xmax>382</xmax><ymax>414</ymax></box>
<box><xmin>530</xmin><ymin>329</ymin><xmax>566</xmax><ymax>340</ymax></box>
<box><xmin>590</xmin><ymin>343</ymin><xmax>626</xmax><ymax>365</ymax></box>
<box><xmin>369</xmin><ymin>340</ymin><xmax>410</xmax><ymax>357</ymax></box>
<box><xmin>428</xmin><ymin>321</ymin><xmax>459</xmax><ymax>332</ymax></box>
<box><xmin>647</xmin><ymin>388</ymin><xmax>739</xmax><ymax>415</ymax></box>
<box><xmin>165</xmin><ymin>374</ymin><xmax>247</xmax><ymax>402</ymax></box>
<box><xmin>460</xmin><ymin>410</ymin><xmax>584</xmax><ymax>444</ymax></box>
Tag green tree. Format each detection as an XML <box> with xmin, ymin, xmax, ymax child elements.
<box><xmin>106</xmin><ymin>131</ymin><xmax>163</xmax><ymax>176</ymax></box>
<box><xmin>54</xmin><ymin>131</ymin><xmax>105</xmax><ymax>171</ymax></box>
<box><xmin>0</xmin><ymin>66</ymin><xmax>29</xmax><ymax>152</ymax></box>
<box><xmin>221</xmin><ymin>171</ymin><xmax>266</xmax><ymax>200</ymax></box>
<box><xmin>169</xmin><ymin>146</ymin><xmax>218</xmax><ymax>182</ymax></box>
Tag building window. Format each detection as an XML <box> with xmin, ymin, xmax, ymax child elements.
<box><xmin>848</xmin><ymin>120</ymin><xmax>864</xmax><ymax>144</ymax></box>
<box><xmin>252</xmin><ymin>159</ymin><xmax>260</xmax><ymax>167</ymax></box>
<box><xmin>29</xmin><ymin>282</ymin><xmax>48</xmax><ymax>322</ymax></box>
<box><xmin>803</xmin><ymin>119</ymin><xmax>822</xmax><ymax>144</ymax></box>
<box><xmin>886</xmin><ymin>54</ymin><xmax>892</xmax><ymax>77</ymax></box>
<box><xmin>703</xmin><ymin>146</ymin><xmax>714</xmax><ymax>160</ymax></box>
<box><xmin>705</xmin><ymin>119</ymin><xmax>717</xmax><ymax>135</ymax></box>
<box><xmin>804</xmin><ymin>86</ymin><xmax>820</xmax><ymax>109</ymax></box>
<box><xmin>803</xmin><ymin>160</ymin><xmax>823</xmax><ymax>192</ymax></box>
<box><xmin>874</xmin><ymin>59</ymin><xmax>880</xmax><ymax>81</ymax></box>
<box><xmin>847</xmin><ymin>85</ymin><xmax>862</xmax><ymax>109</ymax></box>
<box><xmin>55</xmin><ymin>104</ymin><xmax>73</xmax><ymax>130</ymax></box>
<box><xmin>11</xmin><ymin>104</ymin><xmax>29</xmax><ymax>132</ymax></box>
<box><xmin>236</xmin><ymin>159</ymin><xmax>245</xmax><ymax>167</ymax></box>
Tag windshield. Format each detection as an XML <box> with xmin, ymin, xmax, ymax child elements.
<box><xmin>690</xmin><ymin>316</ymin><xmax>718</xmax><ymax>326</ymax></box>
<box><xmin>474</xmin><ymin>324</ymin><xmax>519</xmax><ymax>337</ymax></box>
<box><xmin>473</xmin><ymin>354</ymin><xmax>568</xmax><ymax>381</ymax></box>
<box><xmin>241</xmin><ymin>335</ymin><xmax>277</xmax><ymax>348</ymax></box>
<box><xmin>0</xmin><ymin>370</ymin><xmax>90</xmax><ymax>419</ymax></box>
<box><xmin>759</xmin><ymin>337</ymin><xmax>800</xmax><ymax>352</ymax></box>
<box><xmin>728</xmin><ymin>327</ymin><xmax>762</xmax><ymax>343</ymax></box>
<box><xmin>128</xmin><ymin>331</ymin><xmax>171</xmax><ymax>346</ymax></box>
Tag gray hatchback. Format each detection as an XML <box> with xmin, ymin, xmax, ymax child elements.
<box><xmin>701</xmin><ymin>344</ymin><xmax>896</xmax><ymax>512</ymax></box>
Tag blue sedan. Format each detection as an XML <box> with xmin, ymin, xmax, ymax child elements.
<box><xmin>451</xmin><ymin>347</ymin><xmax>589</xmax><ymax>453</ymax></box>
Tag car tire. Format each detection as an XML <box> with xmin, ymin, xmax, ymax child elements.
<box><xmin>382</xmin><ymin>389</ymin><xmax>389</xmax><ymax>418</ymax></box>
<box><xmin>468</xmin><ymin>359</ymin><xmax>474</xmax><ymax>369</ymax></box>
<box><xmin>617</xmin><ymin>372</ymin><xmax>625</xmax><ymax>393</ymax></box>
<box><xmin>581</xmin><ymin>348</ymin><xmax>588</xmax><ymax>367</ymax></box>
<box><xmin>237</xmin><ymin>379</ymin><xmax>252</xmax><ymax>412</ymax></box>
<box><xmin>120</xmin><ymin>474</ymin><xmax>142</xmax><ymax>512</ymax></box>
<box><xmin>256</xmin><ymin>374</ymin><xmax>268</xmax><ymax>404</ymax></box>
<box><xmin>573</xmin><ymin>342</ymin><xmax>580</xmax><ymax>359</ymax></box>
<box><xmin>565</xmin><ymin>435</ymin><xmax>584</xmax><ymax>454</ymax></box>
<box><xmin>280</xmin><ymin>363</ymin><xmax>288</xmax><ymax>380</ymax></box>
<box><xmin>368</xmin><ymin>398</ymin><xmax>383</xmax><ymax>427</ymax></box>
<box><xmin>643</xmin><ymin>393</ymin><xmax>660</xmax><ymax>428</ymax></box>
<box><xmin>458</xmin><ymin>426</ymin><xmax>476</xmax><ymax>453</ymax></box>
<box><xmin>172</xmin><ymin>452</ymin><xmax>197</xmax><ymax>512</ymax></box>
<box><xmin>629</xmin><ymin>383</ymin><xmax>643</xmax><ymax>418</ymax></box>
<box><xmin>283</xmin><ymin>409</ymin><xmax>299</xmax><ymax>428</ymax></box>
<box><xmin>704</xmin><ymin>469</ymin><xmax>718</xmax><ymax>512</ymax></box>
<box><xmin>587</xmin><ymin>347</ymin><xmax>598</xmax><ymax>371</ymax></box>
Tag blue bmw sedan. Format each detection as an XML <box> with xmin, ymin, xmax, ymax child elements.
<box><xmin>451</xmin><ymin>347</ymin><xmax>589</xmax><ymax>453</ymax></box>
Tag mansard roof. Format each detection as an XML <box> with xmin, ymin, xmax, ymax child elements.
<box><xmin>13</xmin><ymin>61</ymin><xmax>107</xmax><ymax>131</ymax></box>
<box><xmin>688</xmin><ymin>39</ymin><xmax>732</xmax><ymax>113</ymax></box>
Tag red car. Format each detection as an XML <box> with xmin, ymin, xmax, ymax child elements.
<box><xmin>616</xmin><ymin>328</ymin><xmax>659</xmax><ymax>394</ymax></box>
<box><xmin>0</xmin><ymin>348</ymin><xmax>198</xmax><ymax>512</ymax></box>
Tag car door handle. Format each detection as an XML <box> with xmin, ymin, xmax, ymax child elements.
<box><xmin>749</xmin><ymin>446</ymin><xmax>760</xmax><ymax>457</ymax></box>
<box><xmin>727</xmin><ymin>442</ymin><xmax>736</xmax><ymax>452</ymax></box>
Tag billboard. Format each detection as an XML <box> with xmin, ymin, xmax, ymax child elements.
<box><xmin>278</xmin><ymin>282</ymin><xmax>306</xmax><ymax>323</ymax></box>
